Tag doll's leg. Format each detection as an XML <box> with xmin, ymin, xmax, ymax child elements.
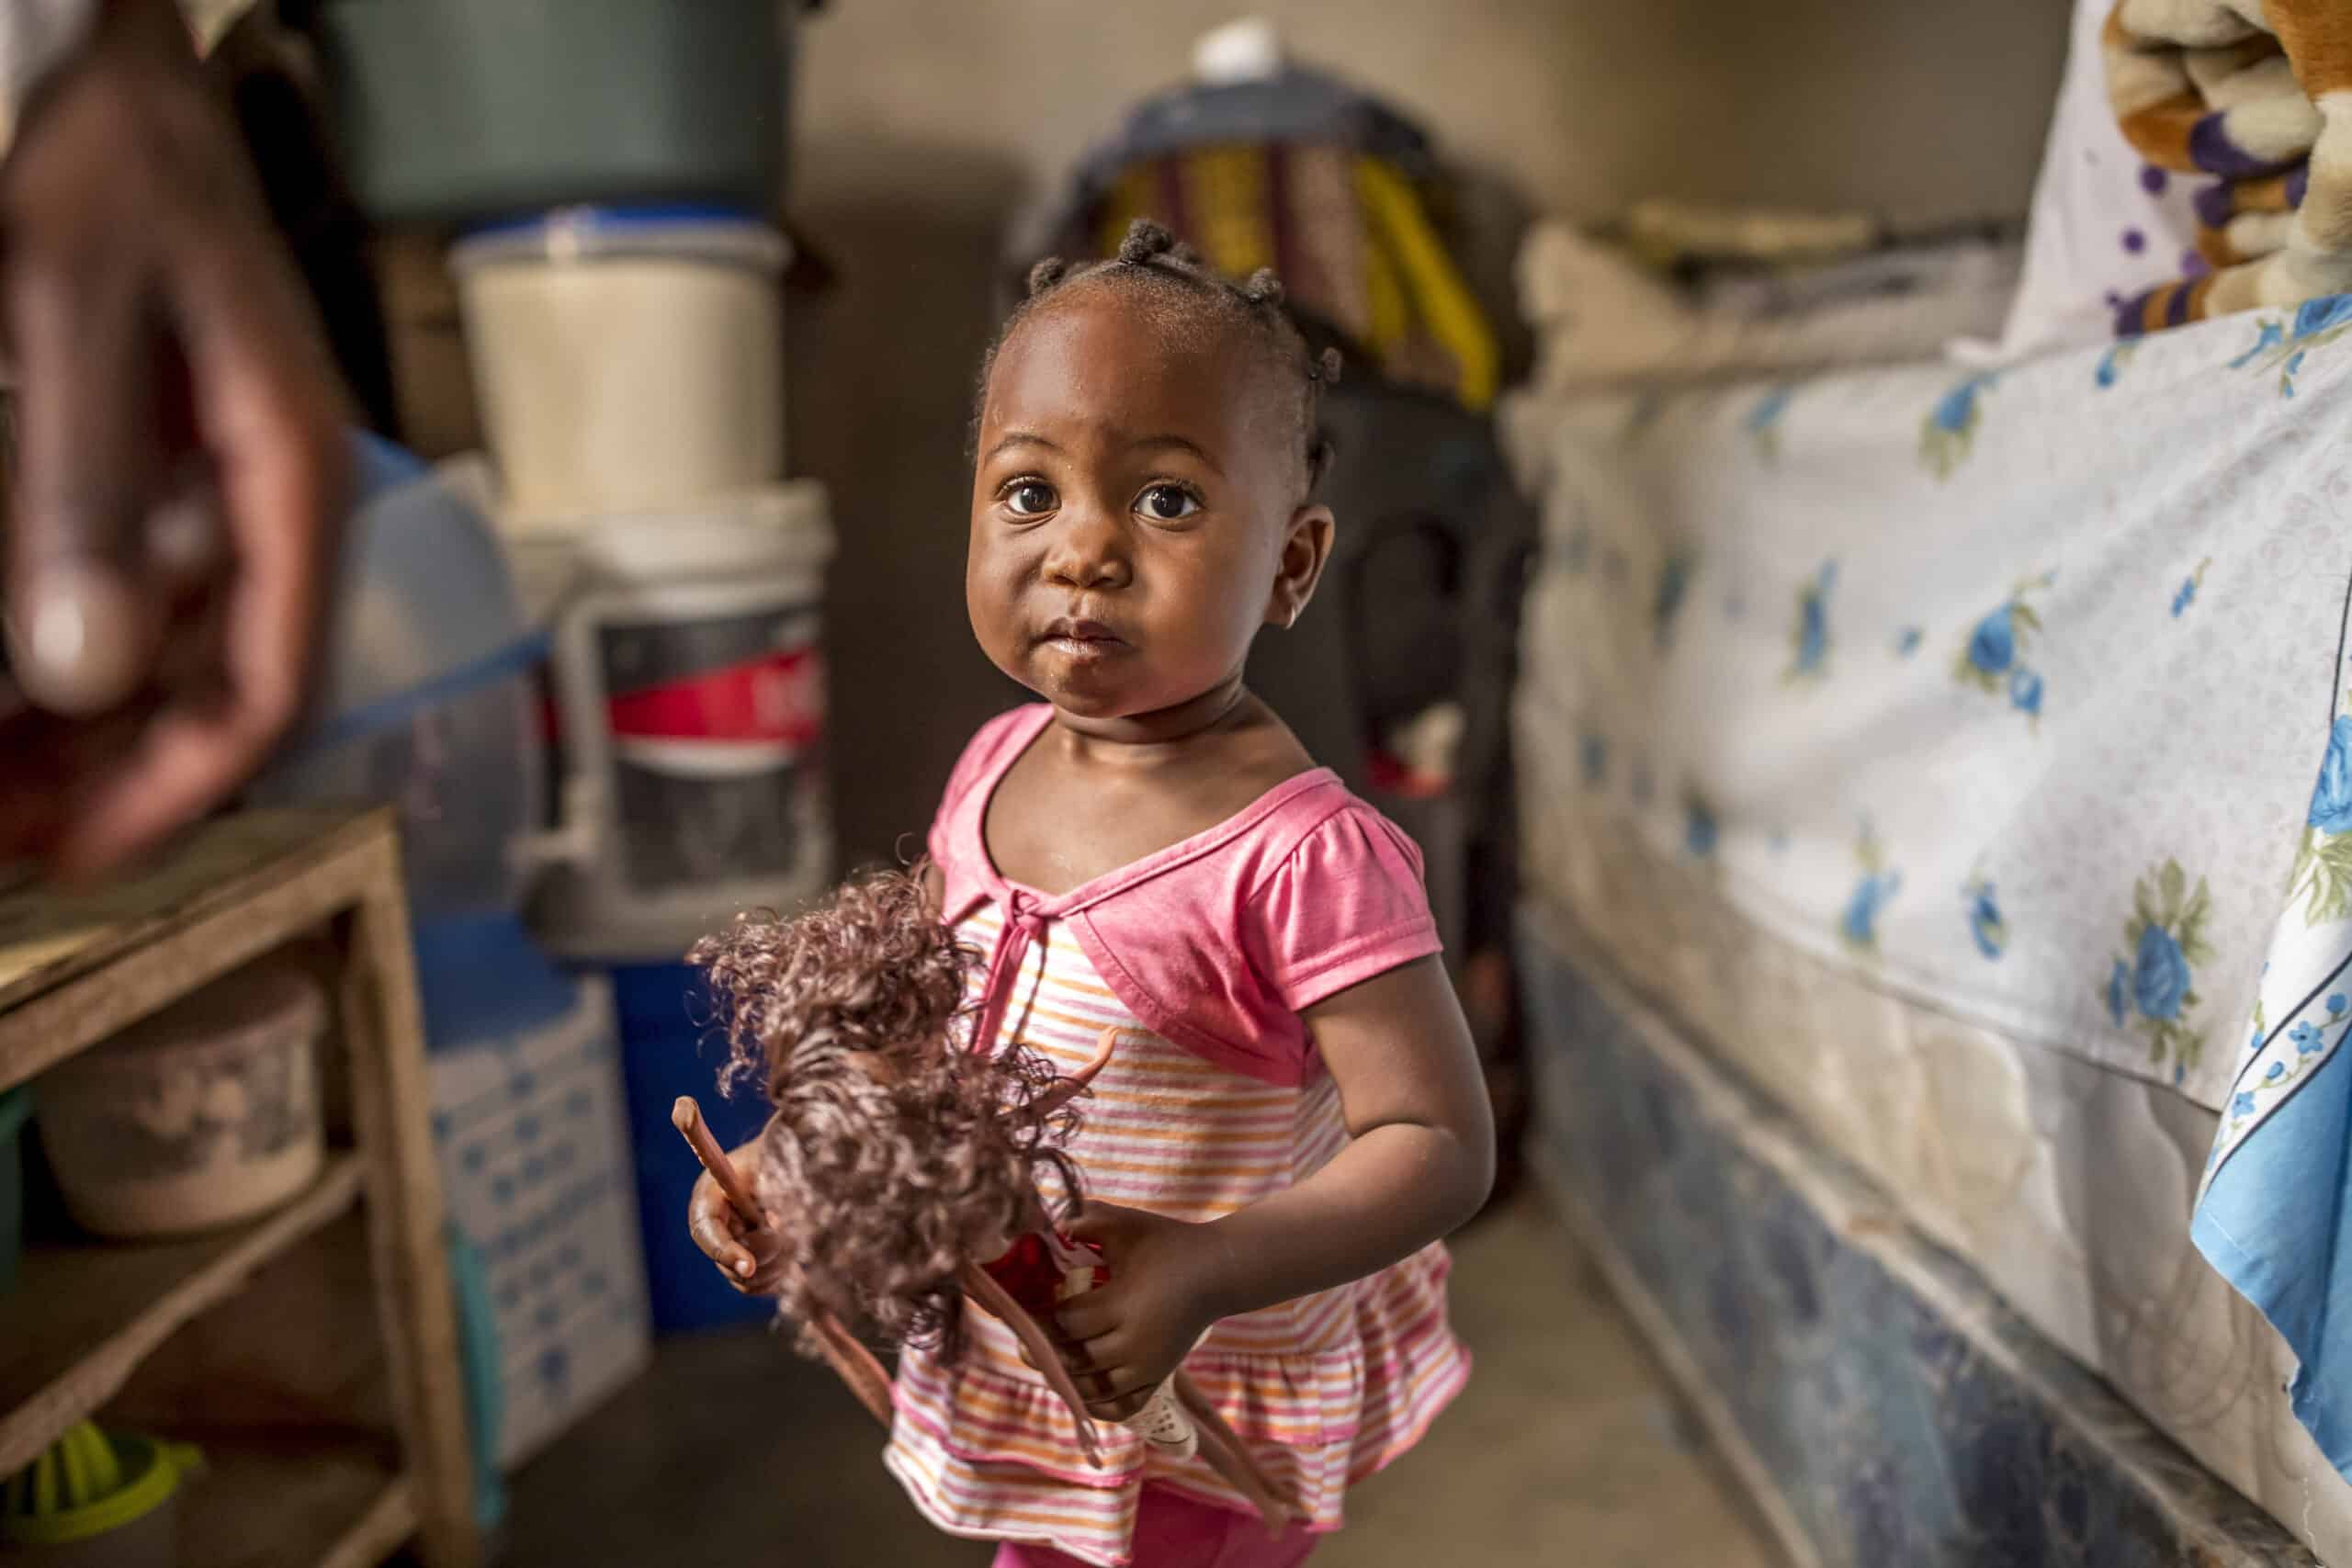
<box><xmin>1121</xmin><ymin>1377</ymin><xmax>1197</xmax><ymax>1459</ymax></box>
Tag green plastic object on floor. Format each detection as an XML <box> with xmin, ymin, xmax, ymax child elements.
<box><xmin>2</xmin><ymin>1425</ymin><xmax>199</xmax><ymax>1563</ymax></box>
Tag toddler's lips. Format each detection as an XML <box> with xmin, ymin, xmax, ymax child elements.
<box><xmin>1040</xmin><ymin>618</ymin><xmax>1127</xmax><ymax>660</ymax></box>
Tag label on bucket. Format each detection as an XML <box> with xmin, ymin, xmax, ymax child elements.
<box><xmin>596</xmin><ymin>606</ymin><xmax>825</xmax><ymax>893</ymax></box>
<box><xmin>606</xmin><ymin>647</ymin><xmax>822</xmax><ymax>749</ymax></box>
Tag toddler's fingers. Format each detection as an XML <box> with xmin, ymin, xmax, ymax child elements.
<box><xmin>699</xmin><ymin>1225</ymin><xmax>756</xmax><ymax>1279</ymax></box>
<box><xmin>686</xmin><ymin>1190</ymin><xmax>757</xmax><ymax>1278</ymax></box>
<box><xmin>1065</xmin><ymin>1201</ymin><xmax>1148</xmax><ymax>1251</ymax></box>
<box><xmin>1053</xmin><ymin>1291</ymin><xmax>1123</xmax><ymax>1343</ymax></box>
<box><xmin>1080</xmin><ymin>1363</ymin><xmax>1156</xmax><ymax>1404</ymax></box>
<box><xmin>1088</xmin><ymin>1388</ymin><xmax>1156</xmax><ymax>1422</ymax></box>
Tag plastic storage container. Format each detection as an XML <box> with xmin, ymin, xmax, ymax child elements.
<box><xmin>452</xmin><ymin>209</ymin><xmax>788</xmax><ymax>521</ymax></box>
<box><xmin>319</xmin><ymin>0</ymin><xmax>795</xmax><ymax>222</ymax></box>
<box><xmin>424</xmin><ymin>914</ymin><xmax>651</xmax><ymax>1461</ymax></box>
<box><xmin>2</xmin><ymin>1426</ymin><xmax>198</xmax><ymax>1566</ymax></box>
<box><xmin>38</xmin><ymin>962</ymin><xmax>326</xmax><ymax>1239</ymax></box>
<box><xmin>249</xmin><ymin>434</ymin><xmax>545</xmax><ymax>921</ymax></box>
<box><xmin>525</xmin><ymin>483</ymin><xmax>834</xmax><ymax>962</ymax></box>
<box><xmin>0</xmin><ymin>1086</ymin><xmax>28</xmax><ymax>1297</ymax></box>
<box><xmin>610</xmin><ymin>963</ymin><xmax>773</xmax><ymax>1334</ymax></box>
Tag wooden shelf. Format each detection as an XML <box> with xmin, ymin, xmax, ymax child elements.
<box><xmin>0</xmin><ymin>807</ymin><xmax>385</xmax><ymax>1093</ymax></box>
<box><xmin>173</xmin><ymin>1431</ymin><xmax>414</xmax><ymax>1568</ymax></box>
<box><xmin>0</xmin><ymin>1154</ymin><xmax>366</xmax><ymax>1476</ymax></box>
<box><xmin>0</xmin><ymin>806</ymin><xmax>480</xmax><ymax>1565</ymax></box>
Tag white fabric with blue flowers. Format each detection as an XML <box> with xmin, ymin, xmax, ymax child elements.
<box><xmin>1502</xmin><ymin>297</ymin><xmax>2352</xmax><ymax>1129</ymax></box>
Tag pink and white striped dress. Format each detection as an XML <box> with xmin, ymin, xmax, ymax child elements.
<box><xmin>882</xmin><ymin>706</ymin><xmax>1471</xmax><ymax>1567</ymax></box>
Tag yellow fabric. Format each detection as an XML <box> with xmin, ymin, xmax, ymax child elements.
<box><xmin>1352</xmin><ymin>156</ymin><xmax>1498</xmax><ymax>411</ymax></box>
<box><xmin>1185</xmin><ymin>145</ymin><xmax>1277</xmax><ymax>280</ymax></box>
<box><xmin>1066</xmin><ymin>146</ymin><xmax>1500</xmax><ymax>413</ymax></box>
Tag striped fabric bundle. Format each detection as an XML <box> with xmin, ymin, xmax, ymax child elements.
<box><xmin>2106</xmin><ymin>0</ymin><xmax>2352</xmax><ymax>333</ymax></box>
<box><xmin>1065</xmin><ymin>144</ymin><xmax>1500</xmax><ymax>412</ymax></box>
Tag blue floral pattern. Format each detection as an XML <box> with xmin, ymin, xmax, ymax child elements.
<box><xmin>2107</xmin><ymin>858</ymin><xmax>2214</xmax><ymax>1072</ymax></box>
<box><xmin>1952</xmin><ymin>572</ymin><xmax>2053</xmax><ymax>729</ymax></box>
<box><xmin>1787</xmin><ymin>561</ymin><xmax>1836</xmax><ymax>682</ymax></box>
<box><xmin>1747</xmin><ymin>384</ymin><xmax>1794</xmax><ymax>462</ymax></box>
<box><xmin>2230</xmin><ymin>294</ymin><xmax>2352</xmax><ymax>398</ymax></box>
<box><xmin>2171</xmin><ymin>557</ymin><xmax>2211</xmax><ymax>618</ymax></box>
<box><xmin>1920</xmin><ymin>373</ymin><xmax>1996</xmax><ymax>479</ymax></box>
<box><xmin>2008</xmin><ymin>669</ymin><xmax>2043</xmax><ymax>719</ymax></box>
<box><xmin>2214</xmin><ymin>984</ymin><xmax>2352</xmax><ymax>1158</ymax></box>
<box><xmin>1839</xmin><ymin>824</ymin><xmax>1901</xmax><ymax>954</ymax></box>
<box><xmin>2290</xmin><ymin>705</ymin><xmax>2352</xmax><ymax>925</ymax></box>
<box><xmin>1964</xmin><ymin>877</ymin><xmax>2007</xmax><ymax>960</ymax></box>
<box><xmin>1895</xmin><ymin>626</ymin><xmax>1923</xmax><ymax>657</ymax></box>
<box><xmin>2095</xmin><ymin>342</ymin><xmax>2136</xmax><ymax>389</ymax></box>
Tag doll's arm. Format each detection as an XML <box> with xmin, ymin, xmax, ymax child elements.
<box><xmin>959</xmin><ymin>1259</ymin><xmax>1103</xmax><ymax>1468</ymax></box>
<box><xmin>1174</xmin><ymin>1371</ymin><xmax>1299</xmax><ymax>1530</ymax></box>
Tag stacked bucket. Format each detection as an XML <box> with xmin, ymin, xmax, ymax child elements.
<box><xmin>460</xmin><ymin>209</ymin><xmax>836</xmax><ymax>965</ymax></box>
<box><xmin>319</xmin><ymin>2</ymin><xmax>828</xmax><ymax>1348</ymax></box>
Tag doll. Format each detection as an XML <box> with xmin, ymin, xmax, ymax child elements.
<box><xmin>678</xmin><ymin>867</ymin><xmax>1295</xmax><ymax>1526</ymax></box>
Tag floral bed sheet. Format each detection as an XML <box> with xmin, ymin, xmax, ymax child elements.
<box><xmin>1503</xmin><ymin>296</ymin><xmax>2352</xmax><ymax>1539</ymax></box>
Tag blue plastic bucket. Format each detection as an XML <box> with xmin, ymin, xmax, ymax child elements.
<box><xmin>610</xmin><ymin>964</ymin><xmax>773</xmax><ymax>1333</ymax></box>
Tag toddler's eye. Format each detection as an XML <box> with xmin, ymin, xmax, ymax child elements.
<box><xmin>1136</xmin><ymin>484</ymin><xmax>1201</xmax><ymax>522</ymax></box>
<box><xmin>1004</xmin><ymin>480</ymin><xmax>1057</xmax><ymax>517</ymax></box>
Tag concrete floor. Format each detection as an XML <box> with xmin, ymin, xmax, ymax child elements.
<box><xmin>497</xmin><ymin>1194</ymin><xmax>1778</xmax><ymax>1566</ymax></box>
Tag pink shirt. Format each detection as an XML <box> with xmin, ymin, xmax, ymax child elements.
<box><xmin>928</xmin><ymin>705</ymin><xmax>1445</xmax><ymax>1085</ymax></box>
<box><xmin>888</xmin><ymin>705</ymin><xmax>1470</xmax><ymax>1563</ymax></box>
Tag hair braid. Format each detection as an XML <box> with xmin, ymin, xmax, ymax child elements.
<box><xmin>978</xmin><ymin>219</ymin><xmax>1341</xmax><ymax>496</ymax></box>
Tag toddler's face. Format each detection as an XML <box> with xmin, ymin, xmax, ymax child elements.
<box><xmin>967</xmin><ymin>286</ymin><xmax>1313</xmax><ymax>725</ymax></box>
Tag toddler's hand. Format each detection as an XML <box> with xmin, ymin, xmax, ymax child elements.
<box><xmin>1052</xmin><ymin>1201</ymin><xmax>1227</xmax><ymax>1421</ymax></box>
<box><xmin>686</xmin><ymin>1140</ymin><xmax>788</xmax><ymax>1295</ymax></box>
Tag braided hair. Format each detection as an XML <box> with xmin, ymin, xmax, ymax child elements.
<box><xmin>976</xmin><ymin>219</ymin><xmax>1343</xmax><ymax>499</ymax></box>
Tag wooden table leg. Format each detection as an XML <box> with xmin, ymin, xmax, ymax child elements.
<box><xmin>335</xmin><ymin>840</ymin><xmax>480</xmax><ymax>1568</ymax></box>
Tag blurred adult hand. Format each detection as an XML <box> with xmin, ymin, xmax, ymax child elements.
<box><xmin>0</xmin><ymin>0</ymin><xmax>349</xmax><ymax>876</ymax></box>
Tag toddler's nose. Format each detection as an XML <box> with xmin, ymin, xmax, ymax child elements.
<box><xmin>1043</xmin><ymin>508</ymin><xmax>1133</xmax><ymax>590</ymax></box>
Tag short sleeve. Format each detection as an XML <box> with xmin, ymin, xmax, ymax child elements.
<box><xmin>1246</xmin><ymin>804</ymin><xmax>1442</xmax><ymax>1014</ymax></box>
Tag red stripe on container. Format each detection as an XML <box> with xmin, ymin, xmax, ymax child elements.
<box><xmin>606</xmin><ymin>647</ymin><xmax>823</xmax><ymax>744</ymax></box>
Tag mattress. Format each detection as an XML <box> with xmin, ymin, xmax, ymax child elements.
<box><xmin>1517</xmin><ymin>900</ymin><xmax>2316</xmax><ymax>1567</ymax></box>
<box><xmin>1504</xmin><ymin>301</ymin><xmax>2352</xmax><ymax>1558</ymax></box>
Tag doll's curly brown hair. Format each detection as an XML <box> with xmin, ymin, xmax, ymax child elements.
<box><xmin>690</xmin><ymin>865</ymin><xmax>1082</xmax><ymax>1359</ymax></box>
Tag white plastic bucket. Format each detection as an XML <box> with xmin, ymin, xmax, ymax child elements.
<box><xmin>452</xmin><ymin>208</ymin><xmax>787</xmax><ymax>523</ymax></box>
<box><xmin>518</xmin><ymin>482</ymin><xmax>835</xmax><ymax>961</ymax></box>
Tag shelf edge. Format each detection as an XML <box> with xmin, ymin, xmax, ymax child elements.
<box><xmin>317</xmin><ymin>1473</ymin><xmax>419</xmax><ymax>1568</ymax></box>
<box><xmin>0</xmin><ymin>1154</ymin><xmax>368</xmax><ymax>1476</ymax></box>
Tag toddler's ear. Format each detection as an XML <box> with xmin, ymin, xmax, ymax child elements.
<box><xmin>1266</xmin><ymin>503</ymin><xmax>1336</xmax><ymax>629</ymax></box>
